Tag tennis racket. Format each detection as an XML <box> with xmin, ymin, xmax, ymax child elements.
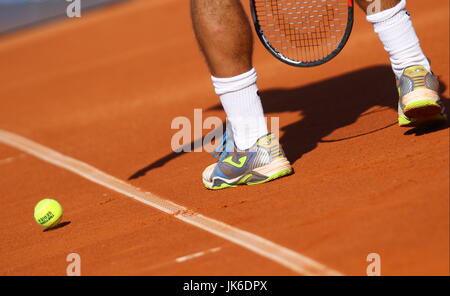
<box><xmin>250</xmin><ymin>0</ymin><xmax>354</xmax><ymax>67</ymax></box>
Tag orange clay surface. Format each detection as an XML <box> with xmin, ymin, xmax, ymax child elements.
<box><xmin>0</xmin><ymin>0</ymin><xmax>448</xmax><ymax>275</ymax></box>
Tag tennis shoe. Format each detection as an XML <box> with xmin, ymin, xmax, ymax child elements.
<box><xmin>202</xmin><ymin>128</ymin><xmax>292</xmax><ymax>190</ymax></box>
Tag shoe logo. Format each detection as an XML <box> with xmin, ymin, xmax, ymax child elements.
<box><xmin>411</xmin><ymin>68</ymin><xmax>424</xmax><ymax>74</ymax></box>
<box><xmin>223</xmin><ymin>156</ymin><xmax>247</xmax><ymax>168</ymax></box>
<box><xmin>408</xmin><ymin>67</ymin><xmax>426</xmax><ymax>75</ymax></box>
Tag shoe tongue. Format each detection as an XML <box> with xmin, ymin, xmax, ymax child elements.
<box><xmin>224</xmin><ymin>134</ymin><xmax>236</xmax><ymax>154</ymax></box>
<box><xmin>404</xmin><ymin>65</ymin><xmax>427</xmax><ymax>76</ymax></box>
<box><xmin>223</xmin><ymin>124</ymin><xmax>236</xmax><ymax>153</ymax></box>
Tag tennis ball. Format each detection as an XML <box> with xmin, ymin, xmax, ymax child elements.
<box><xmin>34</xmin><ymin>199</ymin><xmax>63</xmax><ymax>229</ymax></box>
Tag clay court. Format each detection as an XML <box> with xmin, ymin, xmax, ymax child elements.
<box><xmin>0</xmin><ymin>0</ymin><xmax>448</xmax><ymax>275</ymax></box>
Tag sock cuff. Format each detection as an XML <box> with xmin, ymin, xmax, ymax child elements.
<box><xmin>211</xmin><ymin>68</ymin><xmax>258</xmax><ymax>96</ymax></box>
<box><xmin>366</xmin><ymin>0</ymin><xmax>406</xmax><ymax>24</ymax></box>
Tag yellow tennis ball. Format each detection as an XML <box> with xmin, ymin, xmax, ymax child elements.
<box><xmin>34</xmin><ymin>199</ymin><xmax>63</xmax><ymax>229</ymax></box>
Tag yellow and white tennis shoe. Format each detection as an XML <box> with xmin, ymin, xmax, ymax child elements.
<box><xmin>397</xmin><ymin>65</ymin><xmax>447</xmax><ymax>127</ymax></box>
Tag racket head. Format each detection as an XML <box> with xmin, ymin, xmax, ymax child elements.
<box><xmin>251</xmin><ymin>0</ymin><xmax>354</xmax><ymax>67</ymax></box>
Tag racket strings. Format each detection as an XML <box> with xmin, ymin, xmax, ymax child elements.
<box><xmin>254</xmin><ymin>0</ymin><xmax>349</xmax><ymax>63</ymax></box>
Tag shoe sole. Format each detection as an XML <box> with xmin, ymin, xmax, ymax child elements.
<box><xmin>403</xmin><ymin>99</ymin><xmax>442</xmax><ymax>119</ymax></box>
<box><xmin>398</xmin><ymin>113</ymin><xmax>447</xmax><ymax>127</ymax></box>
<box><xmin>203</xmin><ymin>157</ymin><xmax>293</xmax><ymax>190</ymax></box>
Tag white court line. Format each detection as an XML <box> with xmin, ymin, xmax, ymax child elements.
<box><xmin>0</xmin><ymin>156</ymin><xmax>16</xmax><ymax>165</ymax></box>
<box><xmin>135</xmin><ymin>247</ymin><xmax>222</xmax><ymax>273</ymax></box>
<box><xmin>0</xmin><ymin>154</ymin><xmax>25</xmax><ymax>165</ymax></box>
<box><xmin>0</xmin><ymin>129</ymin><xmax>343</xmax><ymax>276</ymax></box>
<box><xmin>176</xmin><ymin>247</ymin><xmax>222</xmax><ymax>263</ymax></box>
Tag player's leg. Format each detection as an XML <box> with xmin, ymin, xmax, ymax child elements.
<box><xmin>356</xmin><ymin>0</ymin><xmax>429</xmax><ymax>77</ymax></box>
<box><xmin>356</xmin><ymin>0</ymin><xmax>446</xmax><ymax>127</ymax></box>
<box><xmin>191</xmin><ymin>0</ymin><xmax>292</xmax><ymax>189</ymax></box>
<box><xmin>191</xmin><ymin>0</ymin><xmax>266</xmax><ymax>150</ymax></box>
<box><xmin>191</xmin><ymin>0</ymin><xmax>252</xmax><ymax>78</ymax></box>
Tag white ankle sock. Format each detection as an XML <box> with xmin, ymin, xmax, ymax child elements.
<box><xmin>212</xmin><ymin>68</ymin><xmax>268</xmax><ymax>150</ymax></box>
<box><xmin>367</xmin><ymin>0</ymin><xmax>430</xmax><ymax>79</ymax></box>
